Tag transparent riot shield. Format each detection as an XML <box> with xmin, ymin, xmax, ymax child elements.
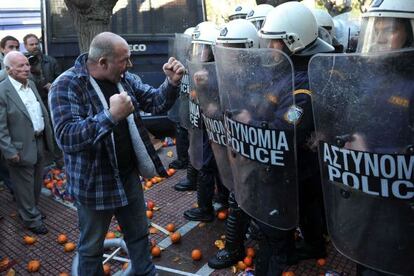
<box><xmin>187</xmin><ymin>61</ymin><xmax>234</xmax><ymax>191</ymax></box>
<box><xmin>186</xmin><ymin>60</ymin><xmax>204</xmax><ymax>170</ymax></box>
<box><xmin>167</xmin><ymin>33</ymin><xmax>192</xmax><ymax>126</ymax></box>
<box><xmin>309</xmin><ymin>50</ymin><xmax>414</xmax><ymax>276</ymax></box>
<box><xmin>214</xmin><ymin>46</ymin><xmax>298</xmax><ymax>229</ymax></box>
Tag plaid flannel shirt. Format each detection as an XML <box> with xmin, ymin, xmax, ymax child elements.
<box><xmin>49</xmin><ymin>53</ymin><xmax>179</xmax><ymax>210</ymax></box>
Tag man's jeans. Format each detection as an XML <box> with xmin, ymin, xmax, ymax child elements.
<box><xmin>76</xmin><ymin>171</ymin><xmax>155</xmax><ymax>276</ymax></box>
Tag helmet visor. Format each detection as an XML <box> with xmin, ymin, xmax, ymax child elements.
<box><xmin>250</xmin><ymin>19</ymin><xmax>264</xmax><ymax>30</ymax></box>
<box><xmin>358</xmin><ymin>17</ymin><xmax>414</xmax><ymax>53</ymax></box>
<box><xmin>191</xmin><ymin>43</ymin><xmax>214</xmax><ymax>62</ymax></box>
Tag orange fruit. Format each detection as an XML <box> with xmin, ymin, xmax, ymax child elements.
<box><xmin>165</xmin><ymin>223</ymin><xmax>175</xmax><ymax>232</ymax></box>
<box><xmin>243</xmin><ymin>256</ymin><xmax>253</xmax><ymax>267</ymax></box>
<box><xmin>145</xmin><ymin>181</ymin><xmax>153</xmax><ymax>188</ymax></box>
<box><xmin>151</xmin><ymin>246</ymin><xmax>161</xmax><ymax>257</ymax></box>
<box><xmin>103</xmin><ymin>264</ymin><xmax>111</xmax><ymax>275</ymax></box>
<box><xmin>27</xmin><ymin>260</ymin><xmax>41</xmax><ymax>272</ymax></box>
<box><xmin>217</xmin><ymin>210</ymin><xmax>228</xmax><ymax>220</ymax></box>
<box><xmin>167</xmin><ymin>168</ymin><xmax>176</xmax><ymax>176</ymax></box>
<box><xmin>316</xmin><ymin>258</ymin><xmax>326</xmax><ymax>267</ymax></box>
<box><xmin>116</xmin><ymin>225</ymin><xmax>122</xmax><ymax>232</ymax></box>
<box><xmin>59</xmin><ymin>273</ymin><xmax>70</xmax><ymax>276</ymax></box>
<box><xmin>246</xmin><ymin>247</ymin><xmax>255</xmax><ymax>258</ymax></box>
<box><xmin>46</xmin><ymin>182</ymin><xmax>54</xmax><ymax>189</ymax></box>
<box><xmin>64</xmin><ymin>242</ymin><xmax>76</xmax><ymax>252</ymax></box>
<box><xmin>282</xmin><ymin>272</ymin><xmax>295</xmax><ymax>276</ymax></box>
<box><xmin>237</xmin><ymin>260</ymin><xmax>247</xmax><ymax>270</ymax></box>
<box><xmin>170</xmin><ymin>232</ymin><xmax>181</xmax><ymax>244</ymax></box>
<box><xmin>146</xmin><ymin>210</ymin><xmax>153</xmax><ymax>219</ymax></box>
<box><xmin>23</xmin><ymin>236</ymin><xmax>37</xmax><ymax>245</ymax></box>
<box><xmin>147</xmin><ymin>200</ymin><xmax>155</xmax><ymax>210</ymax></box>
<box><xmin>57</xmin><ymin>234</ymin><xmax>68</xmax><ymax>244</ymax></box>
<box><xmin>151</xmin><ymin>177</ymin><xmax>158</xmax><ymax>184</ymax></box>
<box><xmin>191</xmin><ymin>249</ymin><xmax>202</xmax><ymax>261</ymax></box>
<box><xmin>105</xmin><ymin>231</ymin><xmax>116</xmax><ymax>239</ymax></box>
<box><xmin>122</xmin><ymin>262</ymin><xmax>129</xmax><ymax>270</ymax></box>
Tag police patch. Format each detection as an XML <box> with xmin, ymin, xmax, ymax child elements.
<box><xmin>284</xmin><ymin>105</ymin><xmax>303</xmax><ymax>125</ymax></box>
<box><xmin>235</xmin><ymin>6</ymin><xmax>242</xmax><ymax>11</ymax></box>
<box><xmin>220</xmin><ymin>27</ymin><xmax>228</xmax><ymax>37</ymax></box>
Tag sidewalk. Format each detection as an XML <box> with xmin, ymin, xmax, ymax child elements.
<box><xmin>0</xmin><ymin>146</ymin><xmax>357</xmax><ymax>275</ymax></box>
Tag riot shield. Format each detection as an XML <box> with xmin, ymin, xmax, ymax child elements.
<box><xmin>187</xmin><ymin>61</ymin><xmax>234</xmax><ymax>191</ymax></box>
<box><xmin>309</xmin><ymin>50</ymin><xmax>414</xmax><ymax>275</ymax></box>
<box><xmin>214</xmin><ymin>46</ymin><xmax>298</xmax><ymax>229</ymax></box>
<box><xmin>186</xmin><ymin>60</ymin><xmax>205</xmax><ymax>170</ymax></box>
<box><xmin>167</xmin><ymin>33</ymin><xmax>192</xmax><ymax>125</ymax></box>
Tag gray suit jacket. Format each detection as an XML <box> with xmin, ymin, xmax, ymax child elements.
<box><xmin>0</xmin><ymin>77</ymin><xmax>54</xmax><ymax>166</ymax></box>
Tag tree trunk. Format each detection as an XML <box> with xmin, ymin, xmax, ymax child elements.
<box><xmin>255</xmin><ymin>0</ymin><xmax>296</xmax><ymax>6</ymax></box>
<box><xmin>64</xmin><ymin>0</ymin><xmax>119</xmax><ymax>52</ymax></box>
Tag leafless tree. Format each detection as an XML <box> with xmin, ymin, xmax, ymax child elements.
<box><xmin>255</xmin><ymin>0</ymin><xmax>296</xmax><ymax>6</ymax></box>
<box><xmin>64</xmin><ymin>0</ymin><xmax>118</xmax><ymax>52</ymax></box>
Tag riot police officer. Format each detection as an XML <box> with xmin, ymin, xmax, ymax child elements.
<box><xmin>182</xmin><ymin>21</ymin><xmax>229</xmax><ymax>222</ymax></box>
<box><xmin>228</xmin><ymin>4</ymin><xmax>252</xmax><ymax>21</ymax></box>
<box><xmin>207</xmin><ymin>19</ymin><xmax>260</xmax><ymax>269</ymax></box>
<box><xmin>352</xmin><ymin>0</ymin><xmax>413</xmax><ymax>275</ymax></box>
<box><xmin>255</xmin><ymin>2</ymin><xmax>335</xmax><ymax>274</ymax></box>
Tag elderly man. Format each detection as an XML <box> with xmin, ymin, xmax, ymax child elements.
<box><xmin>0</xmin><ymin>51</ymin><xmax>54</xmax><ymax>235</ymax></box>
<box><xmin>49</xmin><ymin>32</ymin><xmax>184</xmax><ymax>275</ymax></box>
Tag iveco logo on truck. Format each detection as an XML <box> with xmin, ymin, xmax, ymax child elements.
<box><xmin>129</xmin><ymin>44</ymin><xmax>147</xmax><ymax>52</ymax></box>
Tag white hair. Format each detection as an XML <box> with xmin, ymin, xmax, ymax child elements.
<box><xmin>3</xmin><ymin>51</ymin><xmax>25</xmax><ymax>69</ymax></box>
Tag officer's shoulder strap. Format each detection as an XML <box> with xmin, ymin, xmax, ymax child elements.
<box><xmin>293</xmin><ymin>89</ymin><xmax>312</xmax><ymax>96</ymax></box>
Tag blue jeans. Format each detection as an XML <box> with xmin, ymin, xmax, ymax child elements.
<box><xmin>76</xmin><ymin>170</ymin><xmax>155</xmax><ymax>276</ymax></box>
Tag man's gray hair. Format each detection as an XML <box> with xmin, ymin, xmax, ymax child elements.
<box><xmin>3</xmin><ymin>51</ymin><xmax>25</xmax><ymax>68</ymax></box>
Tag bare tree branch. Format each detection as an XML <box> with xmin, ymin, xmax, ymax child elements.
<box><xmin>64</xmin><ymin>0</ymin><xmax>119</xmax><ymax>52</ymax></box>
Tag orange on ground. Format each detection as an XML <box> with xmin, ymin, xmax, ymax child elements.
<box><xmin>151</xmin><ymin>246</ymin><xmax>161</xmax><ymax>257</ymax></box>
<box><xmin>165</xmin><ymin>223</ymin><xmax>175</xmax><ymax>232</ymax></box>
<box><xmin>103</xmin><ymin>264</ymin><xmax>111</xmax><ymax>276</ymax></box>
<box><xmin>64</xmin><ymin>242</ymin><xmax>76</xmax><ymax>252</ymax></box>
<box><xmin>167</xmin><ymin>168</ymin><xmax>176</xmax><ymax>176</ymax></box>
<box><xmin>246</xmin><ymin>247</ymin><xmax>255</xmax><ymax>258</ymax></box>
<box><xmin>57</xmin><ymin>234</ymin><xmax>68</xmax><ymax>244</ymax></box>
<box><xmin>105</xmin><ymin>231</ymin><xmax>116</xmax><ymax>239</ymax></box>
<box><xmin>146</xmin><ymin>210</ymin><xmax>153</xmax><ymax>219</ymax></box>
<box><xmin>243</xmin><ymin>256</ymin><xmax>253</xmax><ymax>267</ymax></box>
<box><xmin>217</xmin><ymin>210</ymin><xmax>228</xmax><ymax>220</ymax></box>
<box><xmin>316</xmin><ymin>258</ymin><xmax>327</xmax><ymax>267</ymax></box>
<box><xmin>145</xmin><ymin>181</ymin><xmax>153</xmax><ymax>188</ymax></box>
<box><xmin>170</xmin><ymin>232</ymin><xmax>181</xmax><ymax>244</ymax></box>
<box><xmin>191</xmin><ymin>249</ymin><xmax>202</xmax><ymax>261</ymax></box>
<box><xmin>282</xmin><ymin>272</ymin><xmax>295</xmax><ymax>276</ymax></box>
<box><xmin>147</xmin><ymin>200</ymin><xmax>155</xmax><ymax>210</ymax></box>
<box><xmin>27</xmin><ymin>260</ymin><xmax>40</xmax><ymax>272</ymax></box>
<box><xmin>23</xmin><ymin>236</ymin><xmax>37</xmax><ymax>245</ymax></box>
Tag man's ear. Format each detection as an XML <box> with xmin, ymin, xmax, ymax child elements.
<box><xmin>98</xmin><ymin>57</ymin><xmax>108</xmax><ymax>69</ymax></box>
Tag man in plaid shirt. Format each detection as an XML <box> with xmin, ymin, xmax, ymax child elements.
<box><xmin>49</xmin><ymin>32</ymin><xmax>184</xmax><ymax>275</ymax></box>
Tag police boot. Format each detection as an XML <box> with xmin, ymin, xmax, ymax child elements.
<box><xmin>174</xmin><ymin>164</ymin><xmax>198</xmax><ymax>191</ymax></box>
<box><xmin>169</xmin><ymin>124</ymin><xmax>189</xmax><ymax>169</ymax></box>
<box><xmin>183</xmin><ymin>169</ymin><xmax>214</xmax><ymax>222</ymax></box>
<box><xmin>208</xmin><ymin>193</ymin><xmax>248</xmax><ymax>269</ymax></box>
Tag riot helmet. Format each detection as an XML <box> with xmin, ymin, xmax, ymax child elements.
<box><xmin>228</xmin><ymin>5</ymin><xmax>252</xmax><ymax>21</ymax></box>
<box><xmin>258</xmin><ymin>1</ymin><xmax>334</xmax><ymax>56</ymax></box>
<box><xmin>311</xmin><ymin>8</ymin><xmax>335</xmax><ymax>36</ymax></box>
<box><xmin>357</xmin><ymin>0</ymin><xmax>414</xmax><ymax>53</ymax></box>
<box><xmin>216</xmin><ymin>19</ymin><xmax>259</xmax><ymax>49</ymax></box>
<box><xmin>184</xmin><ymin>27</ymin><xmax>195</xmax><ymax>36</ymax></box>
<box><xmin>191</xmin><ymin>21</ymin><xmax>220</xmax><ymax>62</ymax></box>
<box><xmin>246</xmin><ymin>4</ymin><xmax>274</xmax><ymax>30</ymax></box>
